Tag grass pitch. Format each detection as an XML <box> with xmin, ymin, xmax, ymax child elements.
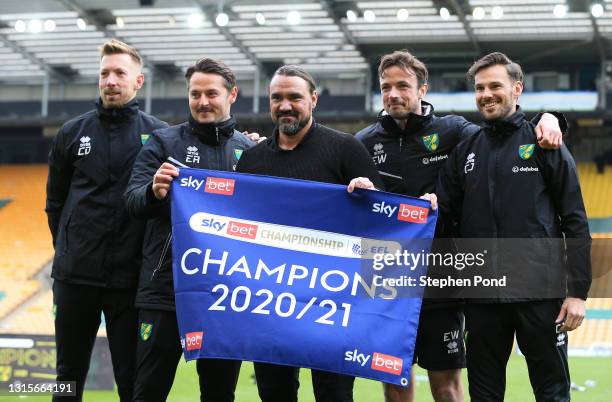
<box><xmin>75</xmin><ymin>354</ymin><xmax>612</xmax><ymax>401</ymax></box>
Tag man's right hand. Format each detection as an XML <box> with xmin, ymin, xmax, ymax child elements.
<box><xmin>152</xmin><ymin>162</ymin><xmax>179</xmax><ymax>200</ymax></box>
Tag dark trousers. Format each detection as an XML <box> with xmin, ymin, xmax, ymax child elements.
<box><xmin>465</xmin><ymin>301</ymin><xmax>570</xmax><ymax>402</ymax></box>
<box><xmin>254</xmin><ymin>362</ymin><xmax>355</xmax><ymax>402</ymax></box>
<box><xmin>133</xmin><ymin>309</ymin><xmax>241</xmax><ymax>402</ymax></box>
<box><xmin>52</xmin><ymin>280</ymin><xmax>138</xmax><ymax>402</ymax></box>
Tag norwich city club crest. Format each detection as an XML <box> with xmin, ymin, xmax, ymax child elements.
<box><xmin>140</xmin><ymin>134</ymin><xmax>150</xmax><ymax>145</ymax></box>
<box><xmin>518</xmin><ymin>144</ymin><xmax>535</xmax><ymax>160</ymax></box>
<box><xmin>422</xmin><ymin>133</ymin><xmax>439</xmax><ymax>152</ymax></box>
<box><xmin>140</xmin><ymin>323</ymin><xmax>153</xmax><ymax>341</ymax></box>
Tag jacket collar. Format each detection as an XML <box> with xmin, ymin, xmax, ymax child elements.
<box><xmin>95</xmin><ymin>97</ymin><xmax>139</xmax><ymax>122</ymax></box>
<box><xmin>377</xmin><ymin>101</ymin><xmax>434</xmax><ymax>136</ymax></box>
<box><xmin>482</xmin><ymin>106</ymin><xmax>526</xmax><ymax>135</ymax></box>
<box><xmin>188</xmin><ymin>115</ymin><xmax>236</xmax><ymax>146</ymax></box>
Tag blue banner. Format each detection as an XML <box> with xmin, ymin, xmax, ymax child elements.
<box><xmin>171</xmin><ymin>168</ymin><xmax>437</xmax><ymax>386</ymax></box>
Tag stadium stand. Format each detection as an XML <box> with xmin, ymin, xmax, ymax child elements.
<box><xmin>0</xmin><ymin>164</ymin><xmax>104</xmax><ymax>337</ymax></box>
<box><xmin>578</xmin><ymin>162</ymin><xmax>612</xmax><ymax>231</ymax></box>
<box><xmin>0</xmin><ymin>165</ymin><xmax>52</xmax><ymax>333</ymax></box>
<box><xmin>0</xmin><ymin>165</ymin><xmax>53</xmax><ymax>280</ymax></box>
<box><xmin>0</xmin><ymin>289</ymin><xmax>53</xmax><ymax>335</ymax></box>
<box><xmin>566</xmin><ymin>163</ymin><xmax>612</xmax><ymax>354</ymax></box>
<box><xmin>0</xmin><ymin>280</ymin><xmax>41</xmax><ymax>320</ymax></box>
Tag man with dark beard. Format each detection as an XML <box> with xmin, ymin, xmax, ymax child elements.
<box><xmin>236</xmin><ymin>65</ymin><xmax>385</xmax><ymax>402</ymax></box>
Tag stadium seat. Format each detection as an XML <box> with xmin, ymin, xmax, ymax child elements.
<box><xmin>0</xmin><ymin>280</ymin><xmax>41</xmax><ymax>320</ymax></box>
<box><xmin>0</xmin><ymin>165</ymin><xmax>53</xmax><ymax>279</ymax></box>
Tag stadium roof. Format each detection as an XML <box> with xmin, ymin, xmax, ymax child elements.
<box><xmin>0</xmin><ymin>0</ymin><xmax>610</xmax><ymax>83</ymax></box>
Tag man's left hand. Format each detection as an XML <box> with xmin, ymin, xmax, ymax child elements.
<box><xmin>243</xmin><ymin>131</ymin><xmax>266</xmax><ymax>143</ymax></box>
<box><xmin>419</xmin><ymin>193</ymin><xmax>437</xmax><ymax>210</ymax></box>
<box><xmin>555</xmin><ymin>297</ymin><xmax>586</xmax><ymax>331</ymax></box>
<box><xmin>535</xmin><ymin>113</ymin><xmax>563</xmax><ymax>149</ymax></box>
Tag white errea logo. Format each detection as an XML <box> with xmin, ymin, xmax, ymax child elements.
<box><xmin>78</xmin><ymin>136</ymin><xmax>91</xmax><ymax>155</ymax></box>
<box><xmin>186</xmin><ymin>146</ymin><xmax>200</xmax><ymax>164</ymax></box>
<box><xmin>556</xmin><ymin>332</ymin><xmax>566</xmax><ymax>346</ymax></box>
<box><xmin>372</xmin><ymin>143</ymin><xmax>387</xmax><ymax>165</ymax></box>
<box><xmin>444</xmin><ymin>329</ymin><xmax>460</xmax><ymax>354</ymax></box>
<box><xmin>464</xmin><ymin>152</ymin><xmax>475</xmax><ymax>174</ymax></box>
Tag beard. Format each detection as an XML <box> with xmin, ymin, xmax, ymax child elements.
<box><xmin>101</xmin><ymin>89</ymin><xmax>127</xmax><ymax>108</ymax></box>
<box><xmin>479</xmin><ymin>90</ymin><xmax>516</xmax><ymax>122</ymax></box>
<box><xmin>385</xmin><ymin>101</ymin><xmax>420</xmax><ymax>120</ymax></box>
<box><xmin>480</xmin><ymin>100</ymin><xmax>514</xmax><ymax>122</ymax></box>
<box><xmin>276</xmin><ymin>112</ymin><xmax>310</xmax><ymax>136</ymax></box>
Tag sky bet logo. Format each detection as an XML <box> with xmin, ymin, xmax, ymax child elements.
<box><xmin>227</xmin><ymin>221</ymin><xmax>258</xmax><ymax>239</ymax></box>
<box><xmin>372</xmin><ymin>201</ymin><xmax>428</xmax><ymax>224</ymax></box>
<box><xmin>184</xmin><ymin>331</ymin><xmax>203</xmax><ymax>351</ymax></box>
<box><xmin>372</xmin><ymin>201</ymin><xmax>396</xmax><ymax>218</ymax></box>
<box><xmin>179</xmin><ymin>176</ymin><xmax>235</xmax><ymax>196</ymax></box>
<box><xmin>372</xmin><ymin>352</ymin><xmax>403</xmax><ymax>375</ymax></box>
<box><xmin>345</xmin><ymin>349</ymin><xmax>403</xmax><ymax>376</ymax></box>
<box><xmin>199</xmin><ymin>217</ymin><xmax>257</xmax><ymax>239</ymax></box>
<box><xmin>205</xmin><ymin>177</ymin><xmax>235</xmax><ymax>195</ymax></box>
<box><xmin>201</xmin><ymin>218</ymin><xmax>227</xmax><ymax>232</ymax></box>
<box><xmin>397</xmin><ymin>204</ymin><xmax>428</xmax><ymax>224</ymax></box>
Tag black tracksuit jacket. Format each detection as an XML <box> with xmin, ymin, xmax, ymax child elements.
<box><xmin>437</xmin><ymin>108</ymin><xmax>591</xmax><ymax>300</ymax></box>
<box><xmin>45</xmin><ymin>98</ymin><xmax>168</xmax><ymax>288</ymax></box>
<box><xmin>125</xmin><ymin>116</ymin><xmax>254</xmax><ymax>311</ymax></box>
<box><xmin>355</xmin><ymin>102</ymin><xmax>480</xmax><ymax>199</ymax></box>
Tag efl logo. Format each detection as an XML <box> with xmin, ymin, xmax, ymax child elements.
<box><xmin>227</xmin><ymin>221</ymin><xmax>258</xmax><ymax>239</ymax></box>
<box><xmin>205</xmin><ymin>177</ymin><xmax>235</xmax><ymax>196</ymax></box>
<box><xmin>371</xmin><ymin>352</ymin><xmax>403</xmax><ymax>376</ymax></box>
<box><xmin>397</xmin><ymin>204</ymin><xmax>428</xmax><ymax>224</ymax></box>
<box><xmin>185</xmin><ymin>331</ymin><xmax>203</xmax><ymax>351</ymax></box>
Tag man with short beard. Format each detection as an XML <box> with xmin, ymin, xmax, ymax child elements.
<box><xmin>355</xmin><ymin>50</ymin><xmax>564</xmax><ymax>402</ymax></box>
<box><xmin>236</xmin><ymin>65</ymin><xmax>385</xmax><ymax>402</ymax></box>
<box><xmin>437</xmin><ymin>52</ymin><xmax>590</xmax><ymax>401</ymax></box>
<box><xmin>45</xmin><ymin>39</ymin><xmax>168</xmax><ymax>401</ymax></box>
<box><xmin>126</xmin><ymin>57</ymin><xmax>253</xmax><ymax>402</ymax></box>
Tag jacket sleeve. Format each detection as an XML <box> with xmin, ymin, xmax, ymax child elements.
<box><xmin>436</xmin><ymin>147</ymin><xmax>465</xmax><ymax>236</ymax></box>
<box><xmin>530</xmin><ymin>112</ymin><xmax>569</xmax><ymax>135</ymax></box>
<box><xmin>455</xmin><ymin>112</ymin><xmax>568</xmax><ymax>144</ymax></box>
<box><xmin>45</xmin><ymin>126</ymin><xmax>72</xmax><ymax>247</ymax></box>
<box><xmin>341</xmin><ymin>135</ymin><xmax>385</xmax><ymax>190</ymax></box>
<box><xmin>454</xmin><ymin>116</ymin><xmax>481</xmax><ymax>142</ymax></box>
<box><xmin>538</xmin><ymin>145</ymin><xmax>591</xmax><ymax>299</ymax></box>
<box><xmin>125</xmin><ymin>132</ymin><xmax>169</xmax><ymax>219</ymax></box>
